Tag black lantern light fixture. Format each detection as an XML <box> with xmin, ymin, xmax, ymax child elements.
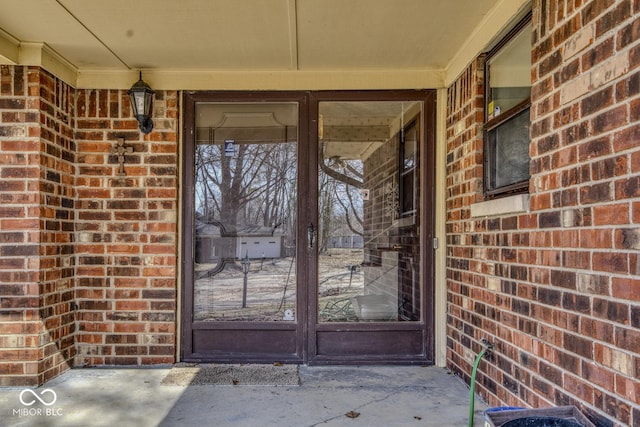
<box><xmin>128</xmin><ymin>71</ymin><xmax>155</xmax><ymax>134</ymax></box>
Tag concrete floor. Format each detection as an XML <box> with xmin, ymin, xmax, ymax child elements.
<box><xmin>0</xmin><ymin>365</ymin><xmax>488</xmax><ymax>427</ymax></box>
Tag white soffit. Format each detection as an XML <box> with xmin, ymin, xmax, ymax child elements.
<box><xmin>0</xmin><ymin>0</ymin><xmax>530</xmax><ymax>89</ymax></box>
<box><xmin>296</xmin><ymin>0</ymin><xmax>498</xmax><ymax>70</ymax></box>
<box><xmin>62</xmin><ymin>0</ymin><xmax>297</xmax><ymax>70</ymax></box>
<box><xmin>0</xmin><ymin>0</ymin><xmax>122</xmax><ymax>69</ymax></box>
<box><xmin>0</xmin><ymin>29</ymin><xmax>18</xmax><ymax>64</ymax></box>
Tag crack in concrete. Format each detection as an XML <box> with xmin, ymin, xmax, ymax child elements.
<box><xmin>307</xmin><ymin>392</ymin><xmax>395</xmax><ymax>426</ymax></box>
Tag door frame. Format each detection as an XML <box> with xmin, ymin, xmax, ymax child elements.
<box><xmin>180</xmin><ymin>91</ymin><xmax>310</xmax><ymax>363</ymax></box>
<box><xmin>180</xmin><ymin>90</ymin><xmax>436</xmax><ymax>364</ymax></box>
<box><xmin>308</xmin><ymin>90</ymin><xmax>436</xmax><ymax>365</ymax></box>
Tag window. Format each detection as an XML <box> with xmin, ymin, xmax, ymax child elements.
<box><xmin>484</xmin><ymin>14</ymin><xmax>532</xmax><ymax>198</ymax></box>
<box><xmin>400</xmin><ymin>120</ymin><xmax>418</xmax><ymax>216</ymax></box>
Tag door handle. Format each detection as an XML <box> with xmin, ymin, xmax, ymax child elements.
<box><xmin>308</xmin><ymin>223</ymin><xmax>316</xmax><ymax>249</ymax></box>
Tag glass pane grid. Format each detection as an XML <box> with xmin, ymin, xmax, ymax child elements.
<box><xmin>193</xmin><ymin>102</ymin><xmax>298</xmax><ymax>322</ymax></box>
<box><xmin>318</xmin><ymin>101</ymin><xmax>422</xmax><ymax>323</ymax></box>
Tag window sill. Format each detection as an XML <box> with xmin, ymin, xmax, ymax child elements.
<box><xmin>470</xmin><ymin>194</ymin><xmax>529</xmax><ymax>218</ymax></box>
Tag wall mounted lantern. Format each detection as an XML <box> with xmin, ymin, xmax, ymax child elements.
<box><xmin>128</xmin><ymin>71</ymin><xmax>155</xmax><ymax>134</ymax></box>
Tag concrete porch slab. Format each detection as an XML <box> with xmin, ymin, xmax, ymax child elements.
<box><xmin>0</xmin><ymin>365</ymin><xmax>488</xmax><ymax>427</ymax></box>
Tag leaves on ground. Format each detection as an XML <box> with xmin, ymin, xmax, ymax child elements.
<box><xmin>345</xmin><ymin>411</ymin><xmax>360</xmax><ymax>418</ymax></box>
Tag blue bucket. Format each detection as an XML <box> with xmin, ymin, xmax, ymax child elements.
<box><xmin>483</xmin><ymin>407</ymin><xmax>526</xmax><ymax>425</ymax></box>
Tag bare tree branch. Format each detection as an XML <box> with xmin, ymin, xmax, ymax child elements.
<box><xmin>319</xmin><ymin>143</ymin><xmax>363</xmax><ymax>188</ymax></box>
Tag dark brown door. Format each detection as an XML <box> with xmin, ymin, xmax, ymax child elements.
<box><xmin>308</xmin><ymin>91</ymin><xmax>435</xmax><ymax>364</ymax></box>
<box><xmin>181</xmin><ymin>91</ymin><xmax>435</xmax><ymax>364</ymax></box>
<box><xmin>181</xmin><ymin>92</ymin><xmax>309</xmax><ymax>362</ymax></box>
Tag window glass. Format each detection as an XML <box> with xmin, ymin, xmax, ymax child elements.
<box><xmin>317</xmin><ymin>101</ymin><xmax>422</xmax><ymax>323</ymax></box>
<box><xmin>486</xmin><ymin>107</ymin><xmax>530</xmax><ymax>189</ymax></box>
<box><xmin>486</xmin><ymin>25</ymin><xmax>531</xmax><ymax>120</ymax></box>
<box><xmin>192</xmin><ymin>102</ymin><xmax>298</xmax><ymax>322</ymax></box>
<box><xmin>484</xmin><ymin>15</ymin><xmax>532</xmax><ymax>197</ymax></box>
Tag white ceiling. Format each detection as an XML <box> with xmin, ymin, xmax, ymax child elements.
<box><xmin>0</xmin><ymin>0</ymin><xmax>530</xmax><ymax>88</ymax></box>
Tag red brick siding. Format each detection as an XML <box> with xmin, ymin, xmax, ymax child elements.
<box><xmin>446</xmin><ymin>1</ymin><xmax>640</xmax><ymax>426</ymax></box>
<box><xmin>38</xmin><ymin>69</ymin><xmax>77</xmax><ymax>383</ymax></box>
<box><xmin>445</xmin><ymin>55</ymin><xmax>490</xmax><ymax>391</ymax></box>
<box><xmin>74</xmin><ymin>89</ymin><xmax>178</xmax><ymax>366</ymax></box>
<box><xmin>1</xmin><ymin>66</ymin><xmax>178</xmax><ymax>384</ymax></box>
<box><xmin>0</xmin><ymin>66</ymin><xmax>76</xmax><ymax>386</ymax></box>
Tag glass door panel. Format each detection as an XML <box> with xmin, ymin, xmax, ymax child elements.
<box><xmin>193</xmin><ymin>102</ymin><xmax>298</xmax><ymax>322</ymax></box>
<box><xmin>317</xmin><ymin>101</ymin><xmax>422</xmax><ymax>323</ymax></box>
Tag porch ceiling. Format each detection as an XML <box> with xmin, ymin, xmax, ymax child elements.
<box><xmin>0</xmin><ymin>0</ymin><xmax>530</xmax><ymax>88</ymax></box>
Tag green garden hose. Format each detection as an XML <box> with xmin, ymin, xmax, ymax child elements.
<box><xmin>469</xmin><ymin>340</ymin><xmax>493</xmax><ymax>427</ymax></box>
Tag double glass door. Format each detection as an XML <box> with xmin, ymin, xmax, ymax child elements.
<box><xmin>181</xmin><ymin>91</ymin><xmax>434</xmax><ymax>364</ymax></box>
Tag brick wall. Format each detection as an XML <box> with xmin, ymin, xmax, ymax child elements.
<box><xmin>74</xmin><ymin>89</ymin><xmax>179</xmax><ymax>366</ymax></box>
<box><xmin>38</xmin><ymin>69</ymin><xmax>77</xmax><ymax>383</ymax></box>
<box><xmin>0</xmin><ymin>66</ymin><xmax>76</xmax><ymax>385</ymax></box>
<box><xmin>446</xmin><ymin>1</ymin><xmax>640</xmax><ymax>426</ymax></box>
<box><xmin>1</xmin><ymin>65</ymin><xmax>178</xmax><ymax>384</ymax></box>
<box><xmin>446</xmin><ymin>56</ymin><xmax>489</xmax><ymax>393</ymax></box>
